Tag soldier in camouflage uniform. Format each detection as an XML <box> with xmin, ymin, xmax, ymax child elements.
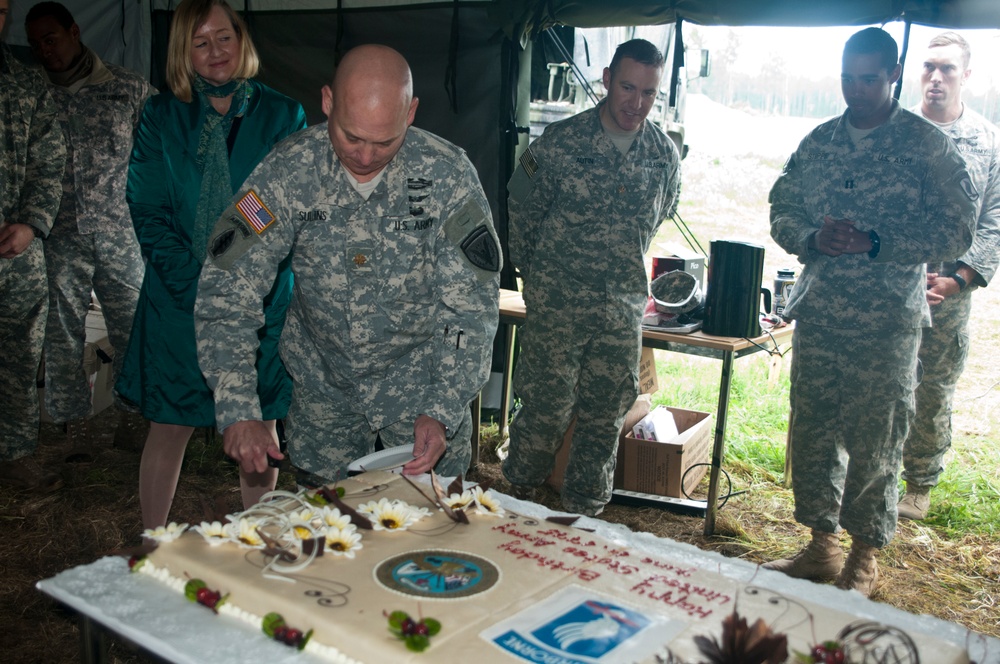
<box><xmin>194</xmin><ymin>45</ymin><xmax>501</xmax><ymax>483</ymax></box>
<box><xmin>765</xmin><ymin>29</ymin><xmax>978</xmax><ymax>596</ymax></box>
<box><xmin>898</xmin><ymin>32</ymin><xmax>1000</xmax><ymax>521</ymax></box>
<box><xmin>0</xmin><ymin>0</ymin><xmax>68</xmax><ymax>492</ymax></box>
<box><xmin>25</xmin><ymin>2</ymin><xmax>151</xmax><ymax>454</ymax></box>
<box><xmin>501</xmin><ymin>39</ymin><xmax>681</xmax><ymax>517</ymax></box>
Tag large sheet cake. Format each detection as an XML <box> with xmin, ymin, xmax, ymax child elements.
<box><xmin>137</xmin><ymin>471</ymin><xmax>974</xmax><ymax>663</ymax></box>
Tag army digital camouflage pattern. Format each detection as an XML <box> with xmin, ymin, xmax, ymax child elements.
<box><xmin>0</xmin><ymin>47</ymin><xmax>67</xmax><ymax>458</ymax></box>
<box><xmin>904</xmin><ymin>106</ymin><xmax>1000</xmax><ymax>488</ymax></box>
<box><xmin>789</xmin><ymin>323</ymin><xmax>920</xmax><ymax>548</ymax></box>
<box><xmin>41</xmin><ymin>56</ymin><xmax>150</xmax><ymax>422</ymax></box>
<box><xmin>502</xmin><ymin>104</ymin><xmax>681</xmax><ymax>515</ymax></box>
<box><xmin>195</xmin><ymin>124</ymin><xmax>501</xmax><ymax>481</ymax></box>
<box><xmin>770</xmin><ymin>101</ymin><xmax>978</xmax><ymax>547</ymax></box>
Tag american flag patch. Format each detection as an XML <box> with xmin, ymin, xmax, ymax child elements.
<box><xmin>236</xmin><ymin>190</ymin><xmax>275</xmax><ymax>234</ymax></box>
<box><xmin>519</xmin><ymin>148</ymin><xmax>538</xmax><ymax>178</ymax></box>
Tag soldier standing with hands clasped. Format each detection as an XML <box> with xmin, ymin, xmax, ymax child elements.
<box><xmin>765</xmin><ymin>28</ymin><xmax>978</xmax><ymax>596</ymax></box>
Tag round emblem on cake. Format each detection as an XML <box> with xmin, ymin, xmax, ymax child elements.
<box><xmin>374</xmin><ymin>549</ymin><xmax>500</xmax><ymax>599</ymax></box>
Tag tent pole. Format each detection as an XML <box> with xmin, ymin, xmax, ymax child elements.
<box><xmin>894</xmin><ymin>19</ymin><xmax>912</xmax><ymax>100</ymax></box>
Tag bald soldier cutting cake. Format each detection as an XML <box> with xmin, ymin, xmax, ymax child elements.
<box><xmin>194</xmin><ymin>44</ymin><xmax>501</xmax><ymax>484</ymax></box>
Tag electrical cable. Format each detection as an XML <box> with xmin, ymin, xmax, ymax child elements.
<box><xmin>670</xmin><ymin>210</ymin><xmax>707</xmax><ymax>258</ymax></box>
<box><xmin>680</xmin><ymin>463</ymin><xmax>745</xmax><ymax>509</ymax></box>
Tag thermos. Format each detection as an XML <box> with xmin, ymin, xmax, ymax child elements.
<box><xmin>703</xmin><ymin>240</ymin><xmax>768</xmax><ymax>338</ymax></box>
<box><xmin>774</xmin><ymin>268</ymin><xmax>796</xmax><ymax>319</ymax></box>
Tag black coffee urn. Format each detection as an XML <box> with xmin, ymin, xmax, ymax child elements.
<box><xmin>703</xmin><ymin>240</ymin><xmax>767</xmax><ymax>338</ymax></box>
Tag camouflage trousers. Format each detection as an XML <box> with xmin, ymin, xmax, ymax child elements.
<box><xmin>789</xmin><ymin>322</ymin><xmax>920</xmax><ymax>548</ymax></box>
<box><xmin>43</xmin><ymin>226</ymin><xmax>142</xmax><ymax>422</ymax></box>
<box><xmin>285</xmin><ymin>381</ymin><xmax>473</xmax><ymax>483</ymax></box>
<box><xmin>504</xmin><ymin>288</ymin><xmax>641</xmax><ymax>514</ymax></box>
<box><xmin>902</xmin><ymin>290</ymin><xmax>971</xmax><ymax>488</ymax></box>
<box><xmin>0</xmin><ymin>238</ymin><xmax>48</xmax><ymax>460</ymax></box>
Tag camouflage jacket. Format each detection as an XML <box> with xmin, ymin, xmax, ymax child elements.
<box><xmin>507</xmin><ymin>102</ymin><xmax>680</xmax><ymax>303</ymax></box>
<box><xmin>911</xmin><ymin>104</ymin><xmax>1000</xmax><ymax>288</ymax></box>
<box><xmin>770</xmin><ymin>101</ymin><xmax>978</xmax><ymax>330</ymax></box>
<box><xmin>0</xmin><ymin>46</ymin><xmax>66</xmax><ymax>236</ymax></box>
<box><xmin>195</xmin><ymin>124</ymin><xmax>502</xmax><ymax>432</ymax></box>
<box><xmin>44</xmin><ymin>53</ymin><xmax>151</xmax><ymax>235</ymax></box>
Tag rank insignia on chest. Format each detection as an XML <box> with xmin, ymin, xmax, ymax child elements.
<box><xmin>353</xmin><ymin>253</ymin><xmax>368</xmax><ymax>267</ymax></box>
<box><xmin>236</xmin><ymin>190</ymin><xmax>276</xmax><ymax>234</ymax></box>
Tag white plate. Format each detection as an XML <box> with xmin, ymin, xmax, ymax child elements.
<box><xmin>347</xmin><ymin>444</ymin><xmax>415</xmax><ymax>475</ymax></box>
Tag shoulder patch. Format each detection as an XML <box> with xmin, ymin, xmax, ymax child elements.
<box><xmin>236</xmin><ymin>190</ymin><xmax>276</xmax><ymax>234</ymax></box>
<box><xmin>207</xmin><ymin>211</ymin><xmax>258</xmax><ymax>270</ymax></box>
<box><xmin>443</xmin><ymin>198</ymin><xmax>501</xmax><ymax>282</ymax></box>
<box><xmin>508</xmin><ymin>148</ymin><xmax>539</xmax><ymax>204</ymax></box>
<box><xmin>960</xmin><ymin>176</ymin><xmax>980</xmax><ymax>201</ymax></box>
<box><xmin>519</xmin><ymin>148</ymin><xmax>538</xmax><ymax>178</ymax></box>
<box><xmin>460</xmin><ymin>225</ymin><xmax>501</xmax><ymax>273</ymax></box>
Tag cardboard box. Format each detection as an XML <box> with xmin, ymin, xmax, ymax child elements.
<box><xmin>546</xmin><ymin>395</ymin><xmax>652</xmax><ymax>491</ymax></box>
<box><xmin>652</xmin><ymin>242</ymin><xmax>707</xmax><ymax>289</ymax></box>
<box><xmin>637</xmin><ymin>346</ymin><xmax>658</xmax><ymax>396</ymax></box>
<box><xmin>619</xmin><ymin>407</ymin><xmax>711</xmax><ymax>498</ymax></box>
<box><xmin>37</xmin><ymin>308</ymin><xmax>115</xmax><ymax>423</ymax></box>
<box><xmin>545</xmin><ymin>349</ymin><xmax>659</xmax><ymax>490</ymax></box>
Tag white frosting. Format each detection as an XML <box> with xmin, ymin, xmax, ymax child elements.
<box><xmin>129</xmin><ymin>473</ymin><xmax>983</xmax><ymax>664</ymax></box>
<box><xmin>136</xmin><ymin>558</ymin><xmax>357</xmax><ymax>663</ymax></box>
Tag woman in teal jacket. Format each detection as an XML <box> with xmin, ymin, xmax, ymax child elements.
<box><xmin>118</xmin><ymin>0</ymin><xmax>306</xmax><ymax>529</ymax></box>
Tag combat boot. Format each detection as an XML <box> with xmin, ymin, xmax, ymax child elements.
<box><xmin>762</xmin><ymin>529</ymin><xmax>843</xmax><ymax>581</ymax></box>
<box><xmin>64</xmin><ymin>418</ymin><xmax>93</xmax><ymax>463</ymax></box>
<box><xmin>113</xmin><ymin>411</ymin><xmax>149</xmax><ymax>452</ymax></box>
<box><xmin>835</xmin><ymin>537</ymin><xmax>879</xmax><ymax>596</ymax></box>
<box><xmin>0</xmin><ymin>455</ymin><xmax>63</xmax><ymax>493</ymax></box>
<box><xmin>897</xmin><ymin>484</ymin><xmax>931</xmax><ymax>521</ymax></box>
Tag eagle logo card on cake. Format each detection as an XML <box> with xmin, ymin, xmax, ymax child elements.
<box><xmin>481</xmin><ymin>585</ymin><xmax>683</xmax><ymax>663</ymax></box>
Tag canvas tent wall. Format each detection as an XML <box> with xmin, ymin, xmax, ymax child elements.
<box><xmin>4</xmin><ymin>0</ymin><xmax>515</xmax><ymax>285</ymax></box>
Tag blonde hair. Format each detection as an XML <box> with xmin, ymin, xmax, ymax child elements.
<box><xmin>165</xmin><ymin>0</ymin><xmax>260</xmax><ymax>102</ymax></box>
<box><xmin>928</xmin><ymin>31</ymin><xmax>971</xmax><ymax>70</ymax></box>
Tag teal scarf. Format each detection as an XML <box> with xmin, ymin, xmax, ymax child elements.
<box><xmin>191</xmin><ymin>76</ymin><xmax>251</xmax><ymax>263</ymax></box>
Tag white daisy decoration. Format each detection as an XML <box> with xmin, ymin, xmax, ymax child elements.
<box><xmin>359</xmin><ymin>499</ymin><xmax>420</xmax><ymax>531</ymax></box>
<box><xmin>225</xmin><ymin>517</ymin><xmax>267</xmax><ymax>549</ymax></box>
<box><xmin>442</xmin><ymin>489</ymin><xmax>475</xmax><ymax>510</ymax></box>
<box><xmin>408</xmin><ymin>504</ymin><xmax>433</xmax><ymax>520</ymax></box>
<box><xmin>142</xmin><ymin>522</ymin><xmax>189</xmax><ymax>543</ymax></box>
<box><xmin>356</xmin><ymin>497</ymin><xmax>393</xmax><ymax>515</ymax></box>
<box><xmin>192</xmin><ymin>521</ymin><xmax>229</xmax><ymax>546</ymax></box>
<box><xmin>317</xmin><ymin>506</ymin><xmax>351</xmax><ymax>530</ymax></box>
<box><xmin>324</xmin><ymin>526</ymin><xmax>363</xmax><ymax>558</ymax></box>
<box><xmin>472</xmin><ymin>486</ymin><xmax>505</xmax><ymax>517</ymax></box>
<box><xmin>284</xmin><ymin>507</ymin><xmax>318</xmax><ymax>526</ymax></box>
<box><xmin>285</xmin><ymin>515</ymin><xmax>320</xmax><ymax>542</ymax></box>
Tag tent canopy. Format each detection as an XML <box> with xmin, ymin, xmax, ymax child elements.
<box><xmin>489</xmin><ymin>0</ymin><xmax>1000</xmax><ymax>38</ymax></box>
<box><xmin>8</xmin><ymin>1</ymin><xmax>1000</xmax><ymax>83</ymax></box>
<box><xmin>144</xmin><ymin>1</ymin><xmax>1000</xmax><ymax>33</ymax></box>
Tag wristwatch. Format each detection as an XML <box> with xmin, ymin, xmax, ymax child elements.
<box><xmin>867</xmin><ymin>230</ymin><xmax>881</xmax><ymax>259</ymax></box>
<box><xmin>950</xmin><ymin>272</ymin><xmax>968</xmax><ymax>291</ymax></box>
